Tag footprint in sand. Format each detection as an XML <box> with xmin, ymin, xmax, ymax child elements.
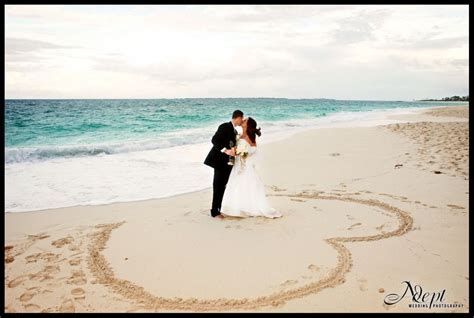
<box><xmin>52</xmin><ymin>236</ymin><xmax>74</xmax><ymax>248</ymax></box>
<box><xmin>348</xmin><ymin>222</ymin><xmax>362</xmax><ymax>230</ymax></box>
<box><xmin>357</xmin><ymin>278</ymin><xmax>368</xmax><ymax>291</ymax></box>
<box><xmin>199</xmin><ymin>209</ymin><xmax>210</xmax><ymax>215</ymax></box>
<box><xmin>308</xmin><ymin>264</ymin><xmax>320</xmax><ymax>272</ymax></box>
<box><xmin>41</xmin><ymin>307</ymin><xmax>56</xmax><ymax>313</ymax></box>
<box><xmin>39</xmin><ymin>274</ymin><xmax>54</xmax><ymax>282</ymax></box>
<box><xmin>68</xmin><ymin>244</ymin><xmax>80</xmax><ymax>252</ymax></box>
<box><xmin>71</xmin><ymin>287</ymin><xmax>86</xmax><ymax>299</ymax></box>
<box><xmin>42</xmin><ymin>252</ymin><xmax>61</xmax><ymax>262</ymax></box>
<box><xmin>183</xmin><ymin>211</ymin><xmax>192</xmax><ymax>216</ymax></box>
<box><xmin>19</xmin><ymin>287</ymin><xmax>41</xmax><ymax>302</ymax></box>
<box><xmin>5</xmin><ymin>255</ymin><xmax>15</xmax><ymax>263</ymax></box>
<box><xmin>280</xmin><ymin>279</ymin><xmax>298</xmax><ymax>287</ymax></box>
<box><xmin>25</xmin><ymin>252</ymin><xmax>61</xmax><ymax>264</ymax></box>
<box><xmin>29</xmin><ymin>271</ymin><xmax>45</xmax><ymax>282</ymax></box>
<box><xmin>8</xmin><ymin>275</ymin><xmax>29</xmax><ymax>288</ymax></box>
<box><xmin>68</xmin><ymin>258</ymin><xmax>81</xmax><ymax>266</ymax></box>
<box><xmin>44</xmin><ymin>265</ymin><xmax>61</xmax><ymax>275</ymax></box>
<box><xmin>270</xmin><ymin>186</ymin><xmax>287</xmax><ymax>192</ymax></box>
<box><xmin>23</xmin><ymin>268</ymin><xmax>56</xmax><ymax>284</ymax></box>
<box><xmin>67</xmin><ymin>270</ymin><xmax>87</xmax><ymax>285</ymax></box>
<box><xmin>27</xmin><ymin>234</ymin><xmax>50</xmax><ymax>241</ymax></box>
<box><xmin>375</xmin><ymin>224</ymin><xmax>386</xmax><ymax>231</ymax></box>
<box><xmin>447</xmin><ymin>204</ymin><xmax>465</xmax><ymax>209</ymax></box>
<box><xmin>23</xmin><ymin>303</ymin><xmax>42</xmax><ymax>312</ymax></box>
<box><xmin>4</xmin><ymin>305</ymin><xmax>16</xmax><ymax>313</ymax></box>
<box><xmin>59</xmin><ymin>299</ymin><xmax>75</xmax><ymax>312</ymax></box>
<box><xmin>25</xmin><ymin>253</ymin><xmax>43</xmax><ymax>263</ymax></box>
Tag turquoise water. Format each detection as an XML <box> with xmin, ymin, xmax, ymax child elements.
<box><xmin>5</xmin><ymin>98</ymin><xmax>463</xmax><ymax>163</ymax></box>
<box><xmin>5</xmin><ymin>98</ymin><xmax>467</xmax><ymax>212</ymax></box>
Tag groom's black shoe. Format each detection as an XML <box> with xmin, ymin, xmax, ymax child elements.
<box><xmin>210</xmin><ymin>209</ymin><xmax>221</xmax><ymax>217</ymax></box>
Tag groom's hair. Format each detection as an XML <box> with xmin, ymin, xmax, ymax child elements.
<box><xmin>232</xmin><ymin>110</ymin><xmax>244</xmax><ymax>119</ymax></box>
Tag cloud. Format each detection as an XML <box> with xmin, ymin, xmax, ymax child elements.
<box><xmin>203</xmin><ymin>5</ymin><xmax>331</xmax><ymax>22</ymax></box>
<box><xmin>4</xmin><ymin>5</ymin><xmax>469</xmax><ymax>100</ymax></box>
<box><xmin>330</xmin><ymin>8</ymin><xmax>393</xmax><ymax>44</ymax></box>
<box><xmin>6</xmin><ymin>37</ymin><xmax>78</xmax><ymax>55</ymax></box>
<box><xmin>392</xmin><ymin>35</ymin><xmax>468</xmax><ymax>49</ymax></box>
<box><xmin>384</xmin><ymin>54</ymin><xmax>469</xmax><ymax>75</ymax></box>
<box><xmin>5</xmin><ymin>37</ymin><xmax>81</xmax><ymax>68</ymax></box>
<box><xmin>91</xmin><ymin>47</ymin><xmax>302</xmax><ymax>85</ymax></box>
<box><xmin>5</xmin><ymin>5</ymin><xmax>115</xmax><ymax>27</ymax></box>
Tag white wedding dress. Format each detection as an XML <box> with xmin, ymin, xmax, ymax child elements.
<box><xmin>221</xmin><ymin>138</ymin><xmax>282</xmax><ymax>218</ymax></box>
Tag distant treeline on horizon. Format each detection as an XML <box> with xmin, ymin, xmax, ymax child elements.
<box><xmin>420</xmin><ymin>95</ymin><xmax>469</xmax><ymax>102</ymax></box>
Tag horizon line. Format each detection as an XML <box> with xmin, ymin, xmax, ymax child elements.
<box><xmin>4</xmin><ymin>97</ymin><xmax>469</xmax><ymax>102</ymax></box>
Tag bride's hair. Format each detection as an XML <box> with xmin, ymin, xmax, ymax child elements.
<box><xmin>246</xmin><ymin>117</ymin><xmax>261</xmax><ymax>144</ymax></box>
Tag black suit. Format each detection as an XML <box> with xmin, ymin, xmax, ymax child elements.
<box><xmin>204</xmin><ymin>121</ymin><xmax>238</xmax><ymax>217</ymax></box>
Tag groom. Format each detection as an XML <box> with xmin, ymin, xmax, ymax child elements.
<box><xmin>204</xmin><ymin>110</ymin><xmax>244</xmax><ymax>218</ymax></box>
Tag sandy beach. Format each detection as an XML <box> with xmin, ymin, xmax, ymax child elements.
<box><xmin>4</xmin><ymin>105</ymin><xmax>469</xmax><ymax>313</ymax></box>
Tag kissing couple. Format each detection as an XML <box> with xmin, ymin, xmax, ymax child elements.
<box><xmin>204</xmin><ymin>110</ymin><xmax>282</xmax><ymax>219</ymax></box>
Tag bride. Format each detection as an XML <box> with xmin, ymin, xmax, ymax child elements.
<box><xmin>220</xmin><ymin>117</ymin><xmax>282</xmax><ymax>219</ymax></box>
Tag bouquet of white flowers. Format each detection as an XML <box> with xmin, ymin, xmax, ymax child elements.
<box><xmin>235</xmin><ymin>139</ymin><xmax>249</xmax><ymax>173</ymax></box>
<box><xmin>236</xmin><ymin>140</ymin><xmax>249</xmax><ymax>159</ymax></box>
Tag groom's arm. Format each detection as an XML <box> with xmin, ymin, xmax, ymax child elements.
<box><xmin>211</xmin><ymin>124</ymin><xmax>230</xmax><ymax>153</ymax></box>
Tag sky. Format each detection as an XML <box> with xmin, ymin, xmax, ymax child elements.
<box><xmin>5</xmin><ymin>5</ymin><xmax>469</xmax><ymax>100</ymax></box>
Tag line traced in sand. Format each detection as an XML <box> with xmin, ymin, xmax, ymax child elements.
<box><xmin>85</xmin><ymin>191</ymin><xmax>413</xmax><ymax>312</ymax></box>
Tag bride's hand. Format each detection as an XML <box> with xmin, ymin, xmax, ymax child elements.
<box><xmin>225</xmin><ymin>148</ymin><xmax>236</xmax><ymax>157</ymax></box>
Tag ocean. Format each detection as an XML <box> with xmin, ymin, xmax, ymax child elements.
<box><xmin>4</xmin><ymin>98</ymin><xmax>463</xmax><ymax>212</ymax></box>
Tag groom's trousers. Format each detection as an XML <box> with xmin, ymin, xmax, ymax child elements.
<box><xmin>211</xmin><ymin>165</ymin><xmax>233</xmax><ymax>217</ymax></box>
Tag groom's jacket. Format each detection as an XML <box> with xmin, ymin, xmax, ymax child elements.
<box><xmin>204</xmin><ymin>121</ymin><xmax>237</xmax><ymax>169</ymax></box>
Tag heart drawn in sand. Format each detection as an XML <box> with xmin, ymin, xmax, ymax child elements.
<box><xmin>85</xmin><ymin>190</ymin><xmax>413</xmax><ymax>312</ymax></box>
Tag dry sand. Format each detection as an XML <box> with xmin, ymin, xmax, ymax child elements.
<box><xmin>5</xmin><ymin>104</ymin><xmax>469</xmax><ymax>313</ymax></box>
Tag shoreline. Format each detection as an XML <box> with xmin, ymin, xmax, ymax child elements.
<box><xmin>5</xmin><ymin>103</ymin><xmax>468</xmax><ymax>214</ymax></box>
